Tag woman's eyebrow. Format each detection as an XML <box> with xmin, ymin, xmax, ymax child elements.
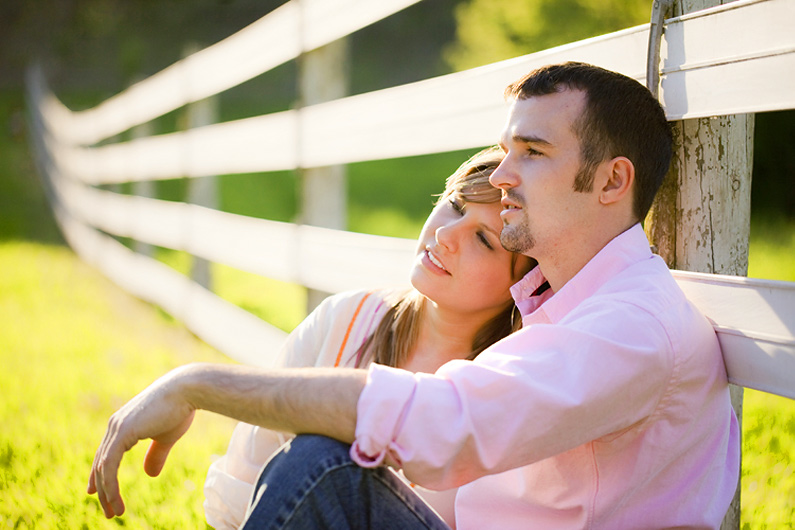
<box><xmin>482</xmin><ymin>222</ymin><xmax>501</xmax><ymax>239</ymax></box>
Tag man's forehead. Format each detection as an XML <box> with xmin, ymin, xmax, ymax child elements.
<box><xmin>502</xmin><ymin>90</ymin><xmax>585</xmax><ymax>142</ymax></box>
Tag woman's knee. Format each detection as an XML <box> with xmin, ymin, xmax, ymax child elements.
<box><xmin>253</xmin><ymin>434</ymin><xmax>352</xmax><ymax>490</ymax></box>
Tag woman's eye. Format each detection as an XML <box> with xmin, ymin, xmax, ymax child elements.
<box><xmin>449</xmin><ymin>198</ymin><xmax>465</xmax><ymax>215</ymax></box>
<box><xmin>478</xmin><ymin>232</ymin><xmax>494</xmax><ymax>250</ymax></box>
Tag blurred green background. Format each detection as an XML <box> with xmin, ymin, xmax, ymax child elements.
<box><xmin>1</xmin><ymin>1</ymin><xmax>793</xmax><ymax>528</ymax></box>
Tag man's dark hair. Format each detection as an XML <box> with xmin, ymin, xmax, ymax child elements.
<box><xmin>505</xmin><ymin>62</ymin><xmax>673</xmax><ymax>221</ymax></box>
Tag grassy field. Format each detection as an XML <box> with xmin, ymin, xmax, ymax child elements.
<box><xmin>2</xmin><ymin>87</ymin><xmax>794</xmax><ymax>527</ymax></box>
<box><xmin>0</xmin><ymin>243</ymin><xmax>240</xmax><ymax>528</ymax></box>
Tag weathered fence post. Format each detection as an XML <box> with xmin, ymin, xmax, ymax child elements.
<box><xmin>645</xmin><ymin>2</ymin><xmax>754</xmax><ymax>528</ymax></box>
<box><xmin>297</xmin><ymin>38</ymin><xmax>350</xmax><ymax>312</ymax></box>
<box><xmin>184</xmin><ymin>43</ymin><xmax>219</xmax><ymax>291</ymax></box>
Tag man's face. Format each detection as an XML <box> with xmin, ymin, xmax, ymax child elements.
<box><xmin>490</xmin><ymin>89</ymin><xmax>597</xmax><ymax>264</ymax></box>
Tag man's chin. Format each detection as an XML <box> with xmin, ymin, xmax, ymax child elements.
<box><xmin>500</xmin><ymin>230</ymin><xmax>533</xmax><ymax>254</ymax></box>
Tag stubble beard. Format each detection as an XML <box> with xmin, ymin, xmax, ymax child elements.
<box><xmin>500</xmin><ymin>214</ymin><xmax>534</xmax><ymax>254</ymax></box>
<box><xmin>499</xmin><ymin>189</ymin><xmax>534</xmax><ymax>254</ymax></box>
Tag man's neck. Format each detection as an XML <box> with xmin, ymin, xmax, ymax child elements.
<box><xmin>539</xmin><ymin>221</ymin><xmax>637</xmax><ymax>293</ymax></box>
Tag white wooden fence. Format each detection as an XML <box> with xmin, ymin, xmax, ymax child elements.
<box><xmin>26</xmin><ymin>0</ymin><xmax>795</xmax><ymax>524</ymax></box>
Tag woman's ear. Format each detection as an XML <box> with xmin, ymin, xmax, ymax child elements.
<box><xmin>599</xmin><ymin>156</ymin><xmax>634</xmax><ymax>206</ymax></box>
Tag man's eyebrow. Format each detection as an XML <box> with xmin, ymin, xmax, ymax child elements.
<box><xmin>513</xmin><ymin>134</ymin><xmax>552</xmax><ymax>147</ymax></box>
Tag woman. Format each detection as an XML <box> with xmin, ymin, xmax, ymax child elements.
<box><xmin>204</xmin><ymin>146</ymin><xmax>535</xmax><ymax>529</ymax></box>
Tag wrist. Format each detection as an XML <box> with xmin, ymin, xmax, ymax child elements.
<box><xmin>166</xmin><ymin>362</ymin><xmax>212</xmax><ymax>411</ymax></box>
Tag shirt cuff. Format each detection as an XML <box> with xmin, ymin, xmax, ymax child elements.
<box><xmin>350</xmin><ymin>363</ymin><xmax>417</xmax><ymax>468</ymax></box>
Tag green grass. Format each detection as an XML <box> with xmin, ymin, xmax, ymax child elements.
<box><xmin>0</xmin><ymin>242</ymin><xmax>238</xmax><ymax>528</ymax></box>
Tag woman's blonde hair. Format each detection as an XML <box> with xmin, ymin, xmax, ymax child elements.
<box><xmin>355</xmin><ymin>146</ymin><xmax>534</xmax><ymax>369</ymax></box>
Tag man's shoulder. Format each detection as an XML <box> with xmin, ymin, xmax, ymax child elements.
<box><xmin>586</xmin><ymin>257</ymin><xmax>718</xmax><ymax>353</ymax></box>
<box><xmin>596</xmin><ymin>255</ymin><xmax>683</xmax><ymax>309</ymax></box>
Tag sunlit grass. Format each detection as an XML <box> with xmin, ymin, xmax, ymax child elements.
<box><xmin>740</xmin><ymin>389</ymin><xmax>795</xmax><ymax>528</ymax></box>
<box><xmin>0</xmin><ymin>241</ymin><xmax>238</xmax><ymax>528</ymax></box>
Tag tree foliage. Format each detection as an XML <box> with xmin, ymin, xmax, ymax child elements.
<box><xmin>445</xmin><ymin>0</ymin><xmax>651</xmax><ymax>71</ymax></box>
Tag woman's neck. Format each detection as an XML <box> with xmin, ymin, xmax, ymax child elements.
<box><xmin>400</xmin><ymin>300</ymin><xmax>495</xmax><ymax>374</ymax></box>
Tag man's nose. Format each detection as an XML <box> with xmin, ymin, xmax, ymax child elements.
<box><xmin>489</xmin><ymin>158</ymin><xmax>517</xmax><ymax>189</ymax></box>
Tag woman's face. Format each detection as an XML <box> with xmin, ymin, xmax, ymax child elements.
<box><xmin>411</xmin><ymin>193</ymin><xmax>531</xmax><ymax>319</ymax></box>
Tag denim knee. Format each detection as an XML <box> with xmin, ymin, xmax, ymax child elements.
<box><xmin>241</xmin><ymin>434</ymin><xmax>450</xmax><ymax>529</ymax></box>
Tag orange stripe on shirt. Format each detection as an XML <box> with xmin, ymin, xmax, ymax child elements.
<box><xmin>334</xmin><ymin>292</ymin><xmax>372</xmax><ymax>367</ymax></box>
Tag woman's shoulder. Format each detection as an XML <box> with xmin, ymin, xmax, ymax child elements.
<box><xmin>297</xmin><ymin>288</ymin><xmax>409</xmax><ymax>369</ymax></box>
<box><xmin>317</xmin><ymin>287</ymin><xmax>406</xmax><ymax>320</ymax></box>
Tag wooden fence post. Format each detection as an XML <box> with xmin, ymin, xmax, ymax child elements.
<box><xmin>645</xmin><ymin>2</ymin><xmax>754</xmax><ymax>528</ymax></box>
<box><xmin>132</xmin><ymin>120</ymin><xmax>155</xmax><ymax>257</ymax></box>
<box><xmin>184</xmin><ymin>43</ymin><xmax>219</xmax><ymax>291</ymax></box>
<box><xmin>298</xmin><ymin>38</ymin><xmax>350</xmax><ymax>312</ymax></box>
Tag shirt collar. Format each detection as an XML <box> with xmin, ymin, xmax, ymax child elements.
<box><xmin>510</xmin><ymin>224</ymin><xmax>653</xmax><ymax>325</ymax></box>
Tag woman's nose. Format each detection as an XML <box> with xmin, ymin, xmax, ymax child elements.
<box><xmin>435</xmin><ymin>222</ymin><xmax>459</xmax><ymax>252</ymax></box>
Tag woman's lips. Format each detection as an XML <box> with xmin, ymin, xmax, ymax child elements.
<box><xmin>423</xmin><ymin>247</ymin><xmax>450</xmax><ymax>275</ymax></box>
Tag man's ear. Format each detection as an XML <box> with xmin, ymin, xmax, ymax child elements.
<box><xmin>599</xmin><ymin>156</ymin><xmax>634</xmax><ymax>205</ymax></box>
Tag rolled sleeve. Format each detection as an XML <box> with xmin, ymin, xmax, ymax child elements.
<box><xmin>351</xmin><ymin>363</ymin><xmax>417</xmax><ymax>468</ymax></box>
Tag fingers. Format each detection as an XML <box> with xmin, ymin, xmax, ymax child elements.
<box><xmin>143</xmin><ymin>408</ymin><xmax>195</xmax><ymax>477</ymax></box>
<box><xmin>96</xmin><ymin>474</ymin><xmax>124</xmax><ymax>519</ymax></box>
<box><xmin>97</xmin><ymin>449</ymin><xmax>126</xmax><ymax>517</ymax></box>
<box><xmin>143</xmin><ymin>439</ymin><xmax>173</xmax><ymax>477</ymax></box>
<box><xmin>87</xmin><ymin>419</ymin><xmax>129</xmax><ymax>518</ymax></box>
<box><xmin>87</xmin><ymin>453</ymin><xmax>97</xmax><ymax>494</ymax></box>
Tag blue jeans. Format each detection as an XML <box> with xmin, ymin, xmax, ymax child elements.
<box><xmin>241</xmin><ymin>434</ymin><xmax>452</xmax><ymax>529</ymax></box>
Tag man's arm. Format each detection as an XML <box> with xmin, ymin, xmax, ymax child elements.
<box><xmin>87</xmin><ymin>363</ymin><xmax>366</xmax><ymax>518</ymax></box>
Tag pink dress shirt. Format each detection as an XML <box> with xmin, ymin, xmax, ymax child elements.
<box><xmin>352</xmin><ymin>224</ymin><xmax>740</xmax><ymax>529</ymax></box>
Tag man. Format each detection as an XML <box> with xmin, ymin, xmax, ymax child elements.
<box><xmin>88</xmin><ymin>62</ymin><xmax>739</xmax><ymax>528</ymax></box>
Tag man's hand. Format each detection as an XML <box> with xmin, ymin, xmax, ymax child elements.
<box><xmin>87</xmin><ymin>366</ymin><xmax>196</xmax><ymax>518</ymax></box>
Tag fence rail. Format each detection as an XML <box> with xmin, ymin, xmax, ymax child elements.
<box><xmin>38</xmin><ymin>0</ymin><xmax>422</xmax><ymax>147</ymax></box>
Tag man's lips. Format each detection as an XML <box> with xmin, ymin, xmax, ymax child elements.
<box><xmin>500</xmin><ymin>200</ymin><xmax>521</xmax><ymax>220</ymax></box>
<box><xmin>500</xmin><ymin>188</ymin><xmax>526</xmax><ymax>220</ymax></box>
<box><xmin>501</xmin><ymin>197</ymin><xmax>522</xmax><ymax>210</ymax></box>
